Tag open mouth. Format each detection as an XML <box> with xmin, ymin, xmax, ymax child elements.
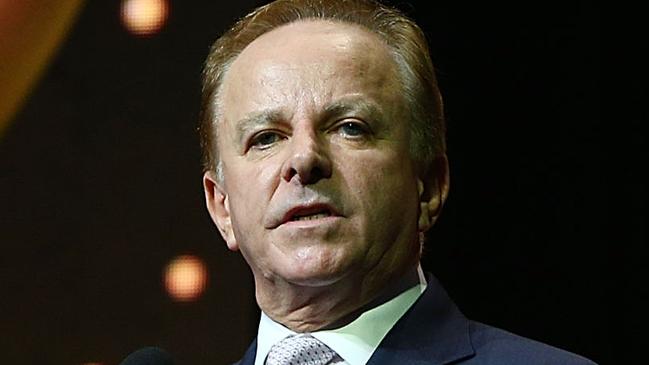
<box><xmin>285</xmin><ymin>205</ymin><xmax>335</xmax><ymax>223</ymax></box>
<box><xmin>291</xmin><ymin>211</ymin><xmax>332</xmax><ymax>221</ymax></box>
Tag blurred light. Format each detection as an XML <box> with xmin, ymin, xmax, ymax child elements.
<box><xmin>164</xmin><ymin>255</ymin><xmax>208</xmax><ymax>302</ymax></box>
<box><xmin>120</xmin><ymin>0</ymin><xmax>169</xmax><ymax>37</ymax></box>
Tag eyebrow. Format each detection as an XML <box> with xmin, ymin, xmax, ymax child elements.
<box><xmin>234</xmin><ymin>108</ymin><xmax>285</xmax><ymax>144</ymax></box>
<box><xmin>322</xmin><ymin>98</ymin><xmax>385</xmax><ymax>124</ymax></box>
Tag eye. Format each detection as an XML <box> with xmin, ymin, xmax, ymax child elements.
<box><xmin>249</xmin><ymin>131</ymin><xmax>283</xmax><ymax>150</ymax></box>
<box><xmin>335</xmin><ymin>120</ymin><xmax>370</xmax><ymax>138</ymax></box>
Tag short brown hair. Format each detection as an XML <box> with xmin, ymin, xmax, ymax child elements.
<box><xmin>198</xmin><ymin>0</ymin><xmax>445</xmax><ymax>175</ymax></box>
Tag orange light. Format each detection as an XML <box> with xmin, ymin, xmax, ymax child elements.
<box><xmin>120</xmin><ymin>0</ymin><xmax>169</xmax><ymax>37</ymax></box>
<box><xmin>164</xmin><ymin>255</ymin><xmax>208</xmax><ymax>302</ymax></box>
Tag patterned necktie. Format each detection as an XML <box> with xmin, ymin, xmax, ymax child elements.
<box><xmin>265</xmin><ymin>334</ymin><xmax>338</xmax><ymax>365</ymax></box>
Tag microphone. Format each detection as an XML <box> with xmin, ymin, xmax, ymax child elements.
<box><xmin>119</xmin><ymin>347</ymin><xmax>174</xmax><ymax>365</ymax></box>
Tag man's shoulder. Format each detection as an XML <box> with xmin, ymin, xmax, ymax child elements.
<box><xmin>371</xmin><ymin>273</ymin><xmax>598</xmax><ymax>364</ymax></box>
<box><xmin>230</xmin><ymin>337</ymin><xmax>257</xmax><ymax>365</ymax></box>
<box><xmin>466</xmin><ymin>320</ymin><xmax>597</xmax><ymax>365</ymax></box>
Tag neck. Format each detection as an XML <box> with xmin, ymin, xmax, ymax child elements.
<box><xmin>255</xmin><ymin>263</ymin><xmax>420</xmax><ymax>332</ymax></box>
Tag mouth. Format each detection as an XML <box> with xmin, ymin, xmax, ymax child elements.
<box><xmin>290</xmin><ymin>211</ymin><xmax>332</xmax><ymax>222</ymax></box>
<box><xmin>281</xmin><ymin>204</ymin><xmax>338</xmax><ymax>225</ymax></box>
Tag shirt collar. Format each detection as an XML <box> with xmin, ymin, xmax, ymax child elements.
<box><xmin>255</xmin><ymin>311</ymin><xmax>296</xmax><ymax>365</ymax></box>
<box><xmin>254</xmin><ymin>265</ymin><xmax>427</xmax><ymax>365</ymax></box>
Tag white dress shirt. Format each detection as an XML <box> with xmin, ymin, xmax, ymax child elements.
<box><xmin>254</xmin><ymin>266</ymin><xmax>427</xmax><ymax>365</ymax></box>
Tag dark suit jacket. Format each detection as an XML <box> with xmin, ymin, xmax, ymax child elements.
<box><xmin>234</xmin><ymin>275</ymin><xmax>596</xmax><ymax>365</ymax></box>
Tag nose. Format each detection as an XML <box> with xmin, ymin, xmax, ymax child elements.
<box><xmin>281</xmin><ymin>128</ymin><xmax>332</xmax><ymax>184</ymax></box>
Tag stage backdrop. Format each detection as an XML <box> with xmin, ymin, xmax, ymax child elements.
<box><xmin>0</xmin><ymin>1</ymin><xmax>616</xmax><ymax>365</ymax></box>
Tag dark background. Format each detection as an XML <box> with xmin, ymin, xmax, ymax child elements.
<box><xmin>0</xmin><ymin>1</ymin><xmax>627</xmax><ymax>365</ymax></box>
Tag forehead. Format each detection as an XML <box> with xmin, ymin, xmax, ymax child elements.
<box><xmin>218</xmin><ymin>20</ymin><xmax>400</xmax><ymax>115</ymax></box>
<box><xmin>234</xmin><ymin>19</ymin><xmax>390</xmax><ymax>69</ymax></box>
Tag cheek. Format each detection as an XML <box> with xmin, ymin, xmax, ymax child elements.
<box><xmin>227</xmin><ymin>159</ymin><xmax>280</xmax><ymax>208</ymax></box>
<box><xmin>346</xmin><ymin>150</ymin><xmax>419</xmax><ymax>229</ymax></box>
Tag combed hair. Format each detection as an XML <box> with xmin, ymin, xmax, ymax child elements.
<box><xmin>198</xmin><ymin>0</ymin><xmax>445</xmax><ymax>176</ymax></box>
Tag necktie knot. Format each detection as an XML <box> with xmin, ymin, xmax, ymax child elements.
<box><xmin>266</xmin><ymin>334</ymin><xmax>337</xmax><ymax>365</ymax></box>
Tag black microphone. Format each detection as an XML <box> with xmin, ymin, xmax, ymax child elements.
<box><xmin>119</xmin><ymin>347</ymin><xmax>174</xmax><ymax>365</ymax></box>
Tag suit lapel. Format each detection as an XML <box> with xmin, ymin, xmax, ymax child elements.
<box><xmin>233</xmin><ymin>337</ymin><xmax>257</xmax><ymax>365</ymax></box>
<box><xmin>366</xmin><ymin>274</ymin><xmax>475</xmax><ymax>365</ymax></box>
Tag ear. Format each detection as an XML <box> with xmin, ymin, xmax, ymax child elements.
<box><xmin>203</xmin><ymin>171</ymin><xmax>239</xmax><ymax>251</ymax></box>
<box><xmin>417</xmin><ymin>154</ymin><xmax>450</xmax><ymax>232</ymax></box>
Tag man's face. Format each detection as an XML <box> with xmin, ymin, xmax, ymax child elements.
<box><xmin>205</xmin><ymin>21</ymin><xmax>428</xmax><ymax>289</ymax></box>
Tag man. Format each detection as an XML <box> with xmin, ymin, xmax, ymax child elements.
<box><xmin>199</xmin><ymin>1</ymin><xmax>596</xmax><ymax>364</ymax></box>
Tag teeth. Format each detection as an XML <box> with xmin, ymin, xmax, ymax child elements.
<box><xmin>293</xmin><ymin>212</ymin><xmax>330</xmax><ymax>221</ymax></box>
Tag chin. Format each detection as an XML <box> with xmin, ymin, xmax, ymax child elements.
<box><xmin>283</xmin><ymin>271</ymin><xmax>345</xmax><ymax>287</ymax></box>
<box><xmin>259</xmin><ymin>239</ymin><xmax>361</xmax><ymax>287</ymax></box>
<box><xmin>277</xmin><ymin>255</ymin><xmax>353</xmax><ymax>288</ymax></box>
